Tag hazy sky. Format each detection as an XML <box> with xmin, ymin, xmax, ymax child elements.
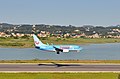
<box><xmin>0</xmin><ymin>0</ymin><xmax>120</xmax><ymax>26</ymax></box>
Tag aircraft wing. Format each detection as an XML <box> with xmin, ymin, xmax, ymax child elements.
<box><xmin>53</xmin><ymin>46</ymin><xmax>70</xmax><ymax>54</ymax></box>
<box><xmin>53</xmin><ymin>46</ymin><xmax>63</xmax><ymax>54</ymax></box>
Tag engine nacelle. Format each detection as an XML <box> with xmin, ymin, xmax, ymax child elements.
<box><xmin>63</xmin><ymin>49</ymin><xmax>69</xmax><ymax>52</ymax></box>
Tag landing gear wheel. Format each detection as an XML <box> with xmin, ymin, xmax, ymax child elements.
<box><xmin>57</xmin><ymin>51</ymin><xmax>60</xmax><ymax>54</ymax></box>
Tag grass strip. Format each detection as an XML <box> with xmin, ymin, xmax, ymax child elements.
<box><xmin>0</xmin><ymin>60</ymin><xmax>120</xmax><ymax>64</ymax></box>
<box><xmin>0</xmin><ymin>37</ymin><xmax>120</xmax><ymax>48</ymax></box>
<box><xmin>0</xmin><ymin>73</ymin><xmax>119</xmax><ymax>79</ymax></box>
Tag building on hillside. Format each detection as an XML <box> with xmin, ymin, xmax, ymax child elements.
<box><xmin>37</xmin><ymin>31</ymin><xmax>50</xmax><ymax>37</ymax></box>
<box><xmin>86</xmin><ymin>33</ymin><xmax>100</xmax><ymax>38</ymax></box>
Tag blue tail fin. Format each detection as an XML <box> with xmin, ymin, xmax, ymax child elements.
<box><xmin>33</xmin><ymin>34</ymin><xmax>45</xmax><ymax>47</ymax></box>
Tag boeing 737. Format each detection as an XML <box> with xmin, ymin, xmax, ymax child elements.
<box><xmin>33</xmin><ymin>34</ymin><xmax>82</xmax><ymax>54</ymax></box>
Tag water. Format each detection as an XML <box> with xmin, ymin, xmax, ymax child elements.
<box><xmin>0</xmin><ymin>43</ymin><xmax>120</xmax><ymax>60</ymax></box>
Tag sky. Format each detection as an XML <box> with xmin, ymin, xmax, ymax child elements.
<box><xmin>0</xmin><ymin>0</ymin><xmax>120</xmax><ymax>26</ymax></box>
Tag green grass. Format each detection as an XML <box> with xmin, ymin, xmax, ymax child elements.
<box><xmin>0</xmin><ymin>73</ymin><xmax>119</xmax><ymax>79</ymax></box>
<box><xmin>0</xmin><ymin>60</ymin><xmax>120</xmax><ymax>63</ymax></box>
<box><xmin>0</xmin><ymin>37</ymin><xmax>120</xmax><ymax>48</ymax></box>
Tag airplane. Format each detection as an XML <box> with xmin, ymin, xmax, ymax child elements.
<box><xmin>33</xmin><ymin>34</ymin><xmax>83</xmax><ymax>54</ymax></box>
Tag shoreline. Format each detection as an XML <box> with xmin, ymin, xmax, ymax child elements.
<box><xmin>0</xmin><ymin>42</ymin><xmax>120</xmax><ymax>48</ymax></box>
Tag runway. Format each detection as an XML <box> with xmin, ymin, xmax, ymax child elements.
<box><xmin>0</xmin><ymin>63</ymin><xmax>120</xmax><ymax>72</ymax></box>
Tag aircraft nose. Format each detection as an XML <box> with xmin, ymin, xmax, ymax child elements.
<box><xmin>78</xmin><ymin>46</ymin><xmax>80</xmax><ymax>48</ymax></box>
<box><xmin>78</xmin><ymin>46</ymin><xmax>83</xmax><ymax>50</ymax></box>
<box><xmin>75</xmin><ymin>46</ymin><xmax>80</xmax><ymax>49</ymax></box>
<box><xmin>80</xmin><ymin>47</ymin><xmax>83</xmax><ymax>50</ymax></box>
